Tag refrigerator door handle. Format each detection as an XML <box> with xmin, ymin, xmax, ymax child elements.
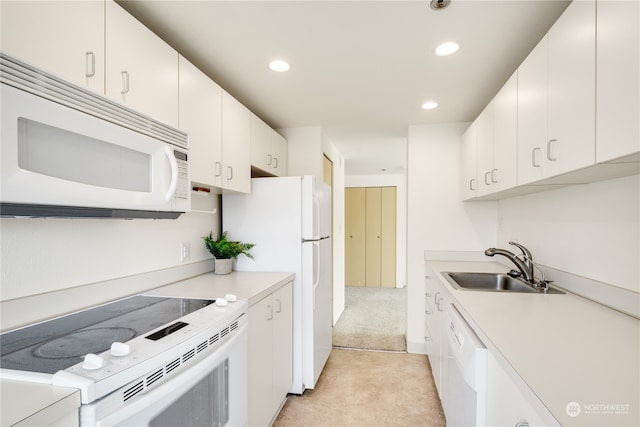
<box><xmin>313</xmin><ymin>241</ymin><xmax>320</xmax><ymax>310</ymax></box>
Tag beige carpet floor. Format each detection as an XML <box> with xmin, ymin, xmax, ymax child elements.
<box><xmin>274</xmin><ymin>348</ymin><xmax>446</xmax><ymax>427</ymax></box>
<box><xmin>332</xmin><ymin>287</ymin><xmax>407</xmax><ymax>352</ymax></box>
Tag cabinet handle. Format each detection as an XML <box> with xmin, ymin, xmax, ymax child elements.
<box><xmin>434</xmin><ymin>291</ymin><xmax>440</xmax><ymax>304</ymax></box>
<box><xmin>437</xmin><ymin>298</ymin><xmax>444</xmax><ymax>312</ymax></box>
<box><xmin>267</xmin><ymin>304</ymin><xmax>273</xmax><ymax>320</ymax></box>
<box><xmin>484</xmin><ymin>171</ymin><xmax>491</xmax><ymax>186</ymax></box>
<box><xmin>273</xmin><ymin>157</ymin><xmax>278</xmax><ymax>168</ymax></box>
<box><xmin>215</xmin><ymin>162</ymin><xmax>222</xmax><ymax>177</ymax></box>
<box><xmin>547</xmin><ymin>139</ymin><xmax>557</xmax><ymax>161</ymax></box>
<box><xmin>120</xmin><ymin>71</ymin><xmax>130</xmax><ymax>95</ymax></box>
<box><xmin>275</xmin><ymin>299</ymin><xmax>282</xmax><ymax>313</ymax></box>
<box><xmin>227</xmin><ymin>166</ymin><xmax>233</xmax><ymax>180</ymax></box>
<box><xmin>515</xmin><ymin>423</ymin><xmax>529</xmax><ymax>427</ymax></box>
<box><xmin>85</xmin><ymin>51</ymin><xmax>95</xmax><ymax>78</ymax></box>
<box><xmin>531</xmin><ymin>147</ymin><xmax>541</xmax><ymax>167</ymax></box>
<box><xmin>469</xmin><ymin>178</ymin><xmax>476</xmax><ymax>191</ymax></box>
<box><xmin>267</xmin><ymin>154</ymin><xmax>273</xmax><ymax>166</ymax></box>
<box><xmin>491</xmin><ymin>168</ymin><xmax>498</xmax><ymax>183</ymax></box>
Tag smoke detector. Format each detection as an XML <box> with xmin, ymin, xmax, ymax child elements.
<box><xmin>430</xmin><ymin>0</ymin><xmax>451</xmax><ymax>10</ymax></box>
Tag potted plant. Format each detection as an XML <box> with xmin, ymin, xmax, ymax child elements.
<box><xmin>203</xmin><ymin>231</ymin><xmax>255</xmax><ymax>274</ymax></box>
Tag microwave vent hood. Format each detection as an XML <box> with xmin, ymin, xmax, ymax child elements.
<box><xmin>1</xmin><ymin>53</ymin><xmax>189</xmax><ymax>219</ymax></box>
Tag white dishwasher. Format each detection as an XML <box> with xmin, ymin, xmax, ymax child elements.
<box><xmin>445</xmin><ymin>304</ymin><xmax>488</xmax><ymax>427</ymax></box>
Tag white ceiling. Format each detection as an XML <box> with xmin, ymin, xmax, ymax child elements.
<box><xmin>117</xmin><ymin>0</ymin><xmax>570</xmax><ymax>175</ymax></box>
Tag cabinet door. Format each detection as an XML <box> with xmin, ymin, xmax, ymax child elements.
<box><xmin>517</xmin><ymin>37</ymin><xmax>548</xmax><ymax>185</ymax></box>
<box><xmin>345</xmin><ymin>188</ymin><xmax>366</xmax><ymax>286</ymax></box>
<box><xmin>476</xmin><ymin>106</ymin><xmax>494</xmax><ymax>196</ymax></box>
<box><xmin>105</xmin><ymin>0</ymin><xmax>179</xmax><ymax>127</ymax></box>
<box><xmin>271</xmin><ymin>131</ymin><xmax>288</xmax><ymax>177</ymax></box>
<box><xmin>596</xmin><ymin>0</ymin><xmax>640</xmax><ymax>162</ymax></box>
<box><xmin>487</xmin><ymin>352</ymin><xmax>560</xmax><ymax>427</ymax></box>
<box><xmin>250</xmin><ymin>113</ymin><xmax>274</xmax><ymax>174</ymax></box>
<box><xmin>248</xmin><ymin>295</ymin><xmax>274</xmax><ymax>427</ymax></box>
<box><xmin>546</xmin><ymin>0</ymin><xmax>595</xmax><ymax>176</ymax></box>
<box><xmin>365</xmin><ymin>187</ymin><xmax>382</xmax><ymax>287</ymax></box>
<box><xmin>491</xmin><ymin>72</ymin><xmax>518</xmax><ymax>192</ymax></box>
<box><xmin>178</xmin><ymin>57</ymin><xmax>223</xmax><ymax>188</ymax></box>
<box><xmin>272</xmin><ymin>282</ymin><xmax>293</xmax><ymax>414</ymax></box>
<box><xmin>221</xmin><ymin>92</ymin><xmax>251</xmax><ymax>193</ymax></box>
<box><xmin>380</xmin><ymin>187</ymin><xmax>396</xmax><ymax>288</ymax></box>
<box><xmin>461</xmin><ymin>123</ymin><xmax>478</xmax><ymax>199</ymax></box>
<box><xmin>0</xmin><ymin>0</ymin><xmax>104</xmax><ymax>93</ymax></box>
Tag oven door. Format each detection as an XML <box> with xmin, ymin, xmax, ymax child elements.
<box><xmin>82</xmin><ymin>324</ymin><xmax>247</xmax><ymax>427</ymax></box>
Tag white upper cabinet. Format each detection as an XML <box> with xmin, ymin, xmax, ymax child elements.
<box><xmin>178</xmin><ymin>56</ymin><xmax>223</xmax><ymax>188</ymax></box>
<box><xmin>518</xmin><ymin>0</ymin><xmax>596</xmax><ymax>185</ymax></box>
<box><xmin>460</xmin><ymin>122</ymin><xmax>478</xmax><ymax>200</ymax></box>
<box><xmin>0</xmin><ymin>0</ymin><xmax>105</xmax><ymax>93</ymax></box>
<box><xmin>490</xmin><ymin>72</ymin><xmax>518</xmax><ymax>193</ymax></box>
<box><xmin>476</xmin><ymin>105</ymin><xmax>494</xmax><ymax>196</ymax></box>
<box><xmin>596</xmin><ymin>0</ymin><xmax>640</xmax><ymax>162</ymax></box>
<box><xmin>222</xmin><ymin>92</ymin><xmax>252</xmax><ymax>194</ymax></box>
<box><xmin>250</xmin><ymin>114</ymin><xmax>288</xmax><ymax>177</ymax></box>
<box><xmin>105</xmin><ymin>0</ymin><xmax>179</xmax><ymax>128</ymax></box>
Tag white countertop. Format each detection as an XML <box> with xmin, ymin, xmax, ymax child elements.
<box><xmin>144</xmin><ymin>271</ymin><xmax>295</xmax><ymax>305</ymax></box>
<box><xmin>0</xmin><ymin>380</ymin><xmax>79</xmax><ymax>426</ymax></box>
<box><xmin>427</xmin><ymin>260</ymin><xmax>640</xmax><ymax>427</ymax></box>
<box><xmin>0</xmin><ymin>271</ymin><xmax>294</xmax><ymax>426</ymax></box>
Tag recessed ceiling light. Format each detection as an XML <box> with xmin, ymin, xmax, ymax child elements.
<box><xmin>421</xmin><ymin>101</ymin><xmax>439</xmax><ymax>110</ymax></box>
<box><xmin>434</xmin><ymin>42</ymin><xmax>460</xmax><ymax>56</ymax></box>
<box><xmin>269</xmin><ymin>60</ymin><xmax>290</xmax><ymax>72</ymax></box>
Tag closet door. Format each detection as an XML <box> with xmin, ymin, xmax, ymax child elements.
<box><xmin>365</xmin><ymin>187</ymin><xmax>382</xmax><ymax>287</ymax></box>
<box><xmin>380</xmin><ymin>187</ymin><xmax>397</xmax><ymax>288</ymax></box>
<box><xmin>345</xmin><ymin>188</ymin><xmax>366</xmax><ymax>286</ymax></box>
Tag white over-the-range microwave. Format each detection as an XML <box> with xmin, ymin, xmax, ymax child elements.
<box><xmin>0</xmin><ymin>53</ymin><xmax>190</xmax><ymax>219</ymax></box>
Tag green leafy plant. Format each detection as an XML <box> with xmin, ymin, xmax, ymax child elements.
<box><xmin>203</xmin><ymin>231</ymin><xmax>255</xmax><ymax>260</ymax></box>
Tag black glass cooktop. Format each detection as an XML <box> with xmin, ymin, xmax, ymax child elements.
<box><xmin>0</xmin><ymin>295</ymin><xmax>214</xmax><ymax>374</ymax></box>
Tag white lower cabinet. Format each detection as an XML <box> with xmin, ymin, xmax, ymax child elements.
<box><xmin>424</xmin><ymin>265</ymin><xmax>449</xmax><ymax>405</ymax></box>
<box><xmin>487</xmin><ymin>352</ymin><xmax>560</xmax><ymax>427</ymax></box>
<box><xmin>248</xmin><ymin>281</ymin><xmax>293</xmax><ymax>427</ymax></box>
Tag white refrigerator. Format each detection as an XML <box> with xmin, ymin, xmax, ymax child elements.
<box><xmin>222</xmin><ymin>175</ymin><xmax>332</xmax><ymax>394</ymax></box>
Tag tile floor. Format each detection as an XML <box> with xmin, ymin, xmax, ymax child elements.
<box><xmin>273</xmin><ymin>348</ymin><xmax>446</xmax><ymax>427</ymax></box>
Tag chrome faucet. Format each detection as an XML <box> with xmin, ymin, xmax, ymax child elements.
<box><xmin>484</xmin><ymin>242</ymin><xmax>535</xmax><ymax>283</ymax></box>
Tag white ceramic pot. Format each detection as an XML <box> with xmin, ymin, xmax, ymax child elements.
<box><xmin>214</xmin><ymin>258</ymin><xmax>232</xmax><ymax>275</ymax></box>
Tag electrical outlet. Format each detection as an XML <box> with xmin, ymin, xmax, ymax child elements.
<box><xmin>180</xmin><ymin>242</ymin><xmax>190</xmax><ymax>262</ymax></box>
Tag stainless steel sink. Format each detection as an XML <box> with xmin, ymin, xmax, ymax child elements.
<box><xmin>442</xmin><ymin>272</ymin><xmax>564</xmax><ymax>294</ymax></box>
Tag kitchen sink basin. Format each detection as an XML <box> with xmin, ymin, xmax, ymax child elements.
<box><xmin>442</xmin><ymin>272</ymin><xmax>564</xmax><ymax>294</ymax></box>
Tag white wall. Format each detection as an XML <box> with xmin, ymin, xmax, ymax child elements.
<box><xmin>498</xmin><ymin>174</ymin><xmax>640</xmax><ymax>293</ymax></box>
<box><xmin>345</xmin><ymin>173</ymin><xmax>407</xmax><ymax>289</ymax></box>
<box><xmin>0</xmin><ymin>208</ymin><xmax>219</xmax><ymax>303</ymax></box>
<box><xmin>406</xmin><ymin>123</ymin><xmax>498</xmax><ymax>352</ymax></box>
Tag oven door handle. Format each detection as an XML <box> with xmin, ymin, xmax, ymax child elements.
<box><xmin>85</xmin><ymin>323</ymin><xmax>247</xmax><ymax>426</ymax></box>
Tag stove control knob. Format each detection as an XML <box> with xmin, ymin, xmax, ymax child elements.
<box><xmin>225</xmin><ymin>294</ymin><xmax>237</xmax><ymax>302</ymax></box>
<box><xmin>215</xmin><ymin>298</ymin><xmax>228</xmax><ymax>307</ymax></box>
<box><xmin>110</xmin><ymin>342</ymin><xmax>131</xmax><ymax>357</ymax></box>
<box><xmin>82</xmin><ymin>353</ymin><xmax>105</xmax><ymax>370</ymax></box>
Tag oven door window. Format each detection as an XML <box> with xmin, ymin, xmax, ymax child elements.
<box><xmin>150</xmin><ymin>359</ymin><xmax>229</xmax><ymax>427</ymax></box>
